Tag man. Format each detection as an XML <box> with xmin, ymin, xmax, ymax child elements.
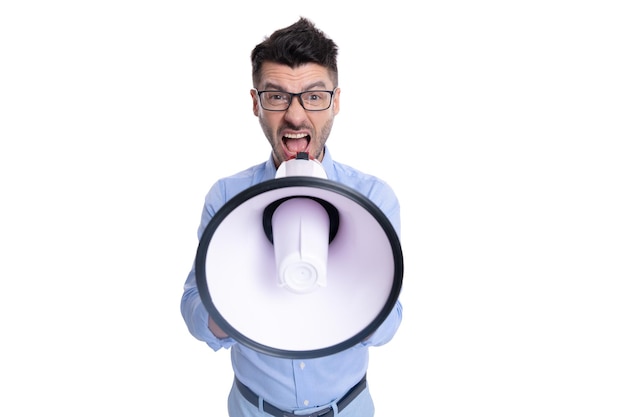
<box><xmin>181</xmin><ymin>17</ymin><xmax>402</xmax><ymax>417</ymax></box>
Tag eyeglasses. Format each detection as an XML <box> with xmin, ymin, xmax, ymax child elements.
<box><xmin>255</xmin><ymin>89</ymin><xmax>336</xmax><ymax>111</ymax></box>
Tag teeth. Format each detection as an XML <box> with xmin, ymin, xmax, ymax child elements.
<box><xmin>284</xmin><ymin>133</ymin><xmax>308</xmax><ymax>139</ymax></box>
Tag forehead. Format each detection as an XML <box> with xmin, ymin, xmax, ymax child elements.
<box><xmin>258</xmin><ymin>62</ymin><xmax>333</xmax><ymax>91</ymax></box>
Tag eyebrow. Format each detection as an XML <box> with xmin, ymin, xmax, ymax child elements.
<box><xmin>262</xmin><ymin>81</ymin><xmax>330</xmax><ymax>92</ymax></box>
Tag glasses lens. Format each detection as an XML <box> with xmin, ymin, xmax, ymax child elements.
<box><xmin>261</xmin><ymin>91</ymin><xmax>290</xmax><ymax>110</ymax></box>
<box><xmin>300</xmin><ymin>91</ymin><xmax>332</xmax><ymax>110</ymax></box>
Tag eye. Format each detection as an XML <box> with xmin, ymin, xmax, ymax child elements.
<box><xmin>266</xmin><ymin>92</ymin><xmax>288</xmax><ymax>101</ymax></box>
<box><xmin>303</xmin><ymin>92</ymin><xmax>322</xmax><ymax>101</ymax></box>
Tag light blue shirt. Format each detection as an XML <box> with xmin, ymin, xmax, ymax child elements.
<box><xmin>181</xmin><ymin>148</ymin><xmax>403</xmax><ymax>411</ymax></box>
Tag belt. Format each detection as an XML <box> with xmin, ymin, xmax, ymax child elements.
<box><xmin>235</xmin><ymin>375</ymin><xmax>367</xmax><ymax>417</ymax></box>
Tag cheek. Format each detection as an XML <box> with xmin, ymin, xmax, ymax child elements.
<box><xmin>259</xmin><ymin>113</ymin><xmax>281</xmax><ymax>137</ymax></box>
<box><xmin>260</xmin><ymin>111</ymin><xmax>282</xmax><ymax>126</ymax></box>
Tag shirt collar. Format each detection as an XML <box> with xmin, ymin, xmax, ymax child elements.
<box><xmin>320</xmin><ymin>147</ymin><xmax>337</xmax><ymax>181</ymax></box>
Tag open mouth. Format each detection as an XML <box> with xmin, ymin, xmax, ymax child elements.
<box><xmin>283</xmin><ymin>132</ymin><xmax>310</xmax><ymax>155</ymax></box>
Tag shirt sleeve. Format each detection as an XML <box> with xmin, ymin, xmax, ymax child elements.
<box><xmin>360</xmin><ymin>300</ymin><xmax>403</xmax><ymax>347</ymax></box>
<box><xmin>180</xmin><ymin>182</ymin><xmax>236</xmax><ymax>351</ymax></box>
<box><xmin>359</xmin><ymin>177</ymin><xmax>404</xmax><ymax>347</ymax></box>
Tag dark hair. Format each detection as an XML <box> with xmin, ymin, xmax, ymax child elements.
<box><xmin>251</xmin><ymin>17</ymin><xmax>339</xmax><ymax>87</ymax></box>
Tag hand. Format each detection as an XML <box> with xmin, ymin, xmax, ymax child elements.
<box><xmin>208</xmin><ymin>316</ymin><xmax>229</xmax><ymax>339</ymax></box>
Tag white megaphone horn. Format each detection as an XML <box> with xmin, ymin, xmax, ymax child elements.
<box><xmin>195</xmin><ymin>152</ymin><xmax>403</xmax><ymax>359</ymax></box>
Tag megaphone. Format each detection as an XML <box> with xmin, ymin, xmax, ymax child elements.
<box><xmin>195</xmin><ymin>153</ymin><xmax>403</xmax><ymax>359</ymax></box>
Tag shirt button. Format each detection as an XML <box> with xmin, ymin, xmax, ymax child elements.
<box><xmin>299</xmin><ymin>361</ymin><xmax>306</xmax><ymax>370</ymax></box>
<box><xmin>303</xmin><ymin>400</ymin><xmax>310</xmax><ymax>406</ymax></box>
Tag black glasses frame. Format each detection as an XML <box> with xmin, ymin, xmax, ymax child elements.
<box><xmin>254</xmin><ymin>89</ymin><xmax>336</xmax><ymax>111</ymax></box>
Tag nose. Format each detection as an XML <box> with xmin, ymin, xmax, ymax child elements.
<box><xmin>284</xmin><ymin>95</ymin><xmax>308</xmax><ymax>124</ymax></box>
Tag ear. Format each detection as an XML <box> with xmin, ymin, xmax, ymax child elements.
<box><xmin>250</xmin><ymin>89</ymin><xmax>260</xmax><ymax>116</ymax></box>
<box><xmin>332</xmin><ymin>87</ymin><xmax>341</xmax><ymax>115</ymax></box>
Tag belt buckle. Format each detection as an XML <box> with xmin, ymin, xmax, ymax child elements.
<box><xmin>282</xmin><ymin>407</ymin><xmax>332</xmax><ymax>417</ymax></box>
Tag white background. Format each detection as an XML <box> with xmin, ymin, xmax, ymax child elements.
<box><xmin>1</xmin><ymin>1</ymin><xmax>625</xmax><ymax>416</ymax></box>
